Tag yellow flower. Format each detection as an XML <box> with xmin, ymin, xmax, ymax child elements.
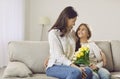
<box><xmin>75</xmin><ymin>51</ymin><xmax>79</xmax><ymax>56</ymax></box>
<box><xmin>72</xmin><ymin>45</ymin><xmax>90</xmax><ymax>66</ymax></box>
<box><xmin>84</xmin><ymin>47</ymin><xmax>89</xmax><ymax>51</ymax></box>
<box><xmin>72</xmin><ymin>57</ymin><xmax>77</xmax><ymax>61</ymax></box>
<box><xmin>75</xmin><ymin>53</ymin><xmax>81</xmax><ymax>58</ymax></box>
<box><xmin>80</xmin><ymin>52</ymin><xmax>84</xmax><ymax>57</ymax></box>
<box><xmin>79</xmin><ymin>47</ymin><xmax>84</xmax><ymax>52</ymax></box>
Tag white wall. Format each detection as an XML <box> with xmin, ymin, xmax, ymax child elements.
<box><xmin>0</xmin><ymin>0</ymin><xmax>25</xmax><ymax>67</ymax></box>
<box><xmin>26</xmin><ymin>0</ymin><xmax>120</xmax><ymax>41</ymax></box>
<box><xmin>25</xmin><ymin>0</ymin><xmax>30</xmax><ymax>40</ymax></box>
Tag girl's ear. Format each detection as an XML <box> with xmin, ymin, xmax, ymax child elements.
<box><xmin>87</xmin><ymin>34</ymin><xmax>89</xmax><ymax>39</ymax></box>
<box><xmin>87</xmin><ymin>34</ymin><xmax>89</xmax><ymax>37</ymax></box>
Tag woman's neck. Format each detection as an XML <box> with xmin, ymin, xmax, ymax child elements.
<box><xmin>66</xmin><ymin>27</ymin><xmax>72</xmax><ymax>35</ymax></box>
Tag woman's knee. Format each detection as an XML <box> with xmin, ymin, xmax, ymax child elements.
<box><xmin>85</xmin><ymin>67</ymin><xmax>92</xmax><ymax>75</ymax></box>
<box><xmin>85</xmin><ymin>67</ymin><xmax>93</xmax><ymax>79</ymax></box>
<box><xmin>68</xmin><ymin>68</ymin><xmax>82</xmax><ymax>79</ymax></box>
<box><xmin>86</xmin><ymin>67</ymin><xmax>92</xmax><ymax>73</ymax></box>
<box><xmin>72</xmin><ymin>69</ymin><xmax>82</xmax><ymax>76</ymax></box>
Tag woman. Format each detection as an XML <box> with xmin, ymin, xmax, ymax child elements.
<box><xmin>46</xmin><ymin>6</ymin><xmax>92</xmax><ymax>79</ymax></box>
<box><xmin>75</xmin><ymin>23</ymin><xmax>110</xmax><ymax>79</ymax></box>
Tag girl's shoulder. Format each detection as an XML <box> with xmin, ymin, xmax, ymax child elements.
<box><xmin>88</xmin><ymin>41</ymin><xmax>95</xmax><ymax>44</ymax></box>
<box><xmin>88</xmin><ymin>41</ymin><xmax>97</xmax><ymax>46</ymax></box>
<box><xmin>88</xmin><ymin>41</ymin><xmax>100</xmax><ymax>49</ymax></box>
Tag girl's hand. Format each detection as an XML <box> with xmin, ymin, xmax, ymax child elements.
<box><xmin>100</xmin><ymin>52</ymin><xmax>107</xmax><ymax>66</ymax></box>
<box><xmin>89</xmin><ymin>63</ymin><xmax>98</xmax><ymax>70</ymax></box>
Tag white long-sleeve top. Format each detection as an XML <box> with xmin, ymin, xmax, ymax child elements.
<box><xmin>81</xmin><ymin>42</ymin><xmax>103</xmax><ymax>68</ymax></box>
<box><xmin>47</xmin><ymin>29</ymin><xmax>76</xmax><ymax>69</ymax></box>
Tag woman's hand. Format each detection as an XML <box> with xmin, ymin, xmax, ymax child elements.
<box><xmin>79</xmin><ymin>67</ymin><xmax>87</xmax><ymax>79</ymax></box>
<box><xmin>70</xmin><ymin>64</ymin><xmax>87</xmax><ymax>79</ymax></box>
<box><xmin>44</xmin><ymin>57</ymin><xmax>49</xmax><ymax>68</ymax></box>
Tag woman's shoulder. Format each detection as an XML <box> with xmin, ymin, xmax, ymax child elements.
<box><xmin>49</xmin><ymin>29</ymin><xmax>61</xmax><ymax>36</ymax></box>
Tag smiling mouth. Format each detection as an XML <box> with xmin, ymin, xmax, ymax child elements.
<box><xmin>78</xmin><ymin>32</ymin><xmax>82</xmax><ymax>35</ymax></box>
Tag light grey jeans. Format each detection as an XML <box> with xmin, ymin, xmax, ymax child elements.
<box><xmin>92</xmin><ymin>68</ymin><xmax>110</xmax><ymax>79</ymax></box>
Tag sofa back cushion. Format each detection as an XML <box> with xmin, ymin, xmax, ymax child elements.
<box><xmin>111</xmin><ymin>40</ymin><xmax>120</xmax><ymax>71</ymax></box>
<box><xmin>8</xmin><ymin>41</ymin><xmax>49</xmax><ymax>73</ymax></box>
<box><xmin>95</xmin><ymin>41</ymin><xmax>113</xmax><ymax>71</ymax></box>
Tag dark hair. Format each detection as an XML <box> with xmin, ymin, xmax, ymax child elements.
<box><xmin>75</xmin><ymin>23</ymin><xmax>92</xmax><ymax>51</ymax></box>
<box><xmin>49</xmin><ymin>6</ymin><xmax>78</xmax><ymax>37</ymax></box>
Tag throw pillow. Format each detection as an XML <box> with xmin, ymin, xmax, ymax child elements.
<box><xmin>3</xmin><ymin>62</ymin><xmax>32</xmax><ymax>78</ymax></box>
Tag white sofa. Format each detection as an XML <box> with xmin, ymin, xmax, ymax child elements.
<box><xmin>1</xmin><ymin>41</ymin><xmax>58</xmax><ymax>79</ymax></box>
<box><xmin>1</xmin><ymin>40</ymin><xmax>120</xmax><ymax>79</ymax></box>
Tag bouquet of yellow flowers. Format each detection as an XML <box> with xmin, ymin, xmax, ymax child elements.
<box><xmin>72</xmin><ymin>46</ymin><xmax>90</xmax><ymax>67</ymax></box>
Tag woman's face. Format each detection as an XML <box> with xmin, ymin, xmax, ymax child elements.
<box><xmin>77</xmin><ymin>25</ymin><xmax>89</xmax><ymax>39</ymax></box>
<box><xmin>67</xmin><ymin>17</ymin><xmax>77</xmax><ymax>30</ymax></box>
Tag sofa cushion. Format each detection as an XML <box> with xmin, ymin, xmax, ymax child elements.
<box><xmin>95</xmin><ymin>41</ymin><xmax>114</xmax><ymax>71</ymax></box>
<box><xmin>2</xmin><ymin>62</ymin><xmax>32</xmax><ymax>78</ymax></box>
<box><xmin>8</xmin><ymin>41</ymin><xmax>49</xmax><ymax>73</ymax></box>
<box><xmin>0</xmin><ymin>67</ymin><xmax>5</xmax><ymax>79</ymax></box>
<box><xmin>30</xmin><ymin>74</ymin><xmax>58</xmax><ymax>79</ymax></box>
<box><xmin>111</xmin><ymin>72</ymin><xmax>120</xmax><ymax>79</ymax></box>
<box><xmin>111</xmin><ymin>40</ymin><xmax>120</xmax><ymax>71</ymax></box>
<box><xmin>2</xmin><ymin>74</ymin><xmax>58</xmax><ymax>79</ymax></box>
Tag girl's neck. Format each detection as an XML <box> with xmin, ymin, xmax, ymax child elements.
<box><xmin>80</xmin><ymin>38</ymin><xmax>88</xmax><ymax>43</ymax></box>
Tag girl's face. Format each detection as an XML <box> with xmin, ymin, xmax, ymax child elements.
<box><xmin>77</xmin><ymin>25</ymin><xmax>89</xmax><ymax>39</ymax></box>
<box><xmin>67</xmin><ymin>17</ymin><xmax>77</xmax><ymax>30</ymax></box>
